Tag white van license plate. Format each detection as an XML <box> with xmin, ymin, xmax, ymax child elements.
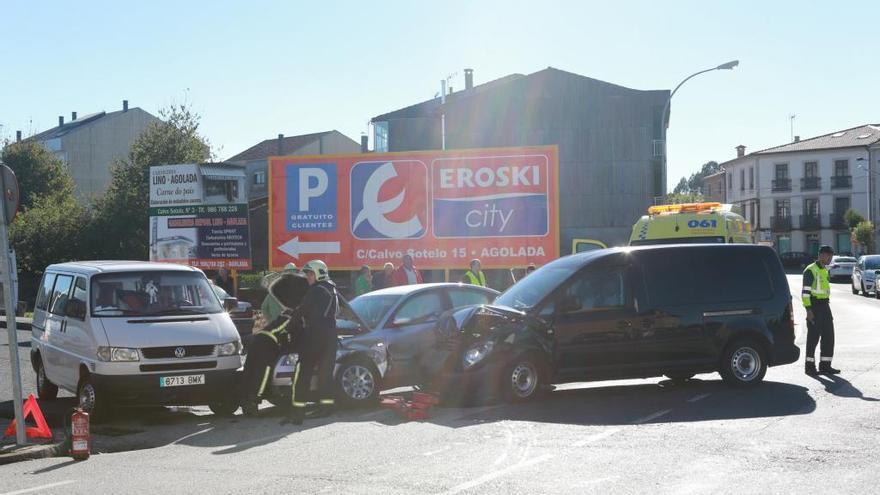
<box><xmin>160</xmin><ymin>374</ymin><xmax>205</xmax><ymax>387</ymax></box>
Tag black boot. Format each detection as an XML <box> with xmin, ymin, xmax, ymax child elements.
<box><xmin>306</xmin><ymin>404</ymin><xmax>334</xmax><ymax>419</ymax></box>
<box><xmin>805</xmin><ymin>362</ymin><xmax>818</xmax><ymax>376</ymax></box>
<box><xmin>241</xmin><ymin>400</ymin><xmax>260</xmax><ymax>417</ymax></box>
<box><xmin>819</xmin><ymin>362</ymin><xmax>841</xmax><ymax>375</ymax></box>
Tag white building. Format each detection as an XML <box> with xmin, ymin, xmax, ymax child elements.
<box><xmin>723</xmin><ymin>124</ymin><xmax>880</xmax><ymax>255</ymax></box>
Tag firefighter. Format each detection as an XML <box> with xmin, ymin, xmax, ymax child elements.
<box><xmin>283</xmin><ymin>260</ymin><xmax>339</xmax><ymax>425</ymax></box>
<box><xmin>803</xmin><ymin>245</ymin><xmax>840</xmax><ymax>376</ymax></box>
<box><xmin>461</xmin><ymin>259</ymin><xmax>487</xmax><ymax>287</ymax></box>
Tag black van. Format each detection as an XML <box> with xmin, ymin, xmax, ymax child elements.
<box><xmin>435</xmin><ymin>244</ymin><xmax>799</xmax><ymax>401</ymax></box>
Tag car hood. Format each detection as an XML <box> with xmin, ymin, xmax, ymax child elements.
<box><xmin>97</xmin><ymin>313</ymin><xmax>237</xmax><ymax>348</ymax></box>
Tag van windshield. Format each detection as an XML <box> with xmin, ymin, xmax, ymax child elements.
<box><xmin>91</xmin><ymin>271</ymin><xmax>222</xmax><ymax>317</ymax></box>
<box><xmin>495</xmin><ymin>261</ymin><xmax>578</xmax><ymax>311</ymax></box>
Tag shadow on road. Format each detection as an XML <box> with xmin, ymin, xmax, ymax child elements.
<box><xmin>810</xmin><ymin>374</ymin><xmax>880</xmax><ymax>401</ymax></box>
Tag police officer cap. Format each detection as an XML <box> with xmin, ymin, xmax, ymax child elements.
<box><xmin>819</xmin><ymin>245</ymin><xmax>834</xmax><ymax>254</ymax></box>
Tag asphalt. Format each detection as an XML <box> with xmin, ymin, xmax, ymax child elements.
<box><xmin>1</xmin><ymin>274</ymin><xmax>879</xmax><ymax>493</ymax></box>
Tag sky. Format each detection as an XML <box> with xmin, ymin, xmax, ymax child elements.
<box><xmin>1</xmin><ymin>1</ymin><xmax>877</xmax><ymax>190</ymax></box>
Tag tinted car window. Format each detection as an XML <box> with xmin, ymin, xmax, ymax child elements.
<box><xmin>449</xmin><ymin>288</ymin><xmax>492</xmax><ymax>308</ymax></box>
<box><xmin>48</xmin><ymin>275</ymin><xmax>74</xmax><ymax>316</ymax></box>
<box><xmin>642</xmin><ymin>248</ymin><xmax>773</xmax><ymax>306</ymax></box>
<box><xmin>562</xmin><ymin>267</ymin><xmax>627</xmax><ymax>312</ymax></box>
<box><xmin>348</xmin><ymin>294</ymin><xmax>400</xmax><ymax>328</ymax></box>
<box><xmin>495</xmin><ymin>258</ymin><xmax>579</xmax><ymax>311</ymax></box>
<box><xmin>35</xmin><ymin>273</ymin><xmax>57</xmax><ymax>310</ymax></box>
<box><xmin>394</xmin><ymin>291</ymin><xmax>445</xmax><ymax>325</ymax></box>
<box><xmin>864</xmin><ymin>256</ymin><xmax>880</xmax><ymax>270</ymax></box>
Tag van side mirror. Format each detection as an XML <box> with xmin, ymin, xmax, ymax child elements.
<box><xmin>66</xmin><ymin>299</ymin><xmax>86</xmax><ymax>320</ymax></box>
<box><xmin>224</xmin><ymin>297</ymin><xmax>239</xmax><ymax>312</ymax></box>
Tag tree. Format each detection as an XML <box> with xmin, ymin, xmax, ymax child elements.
<box><xmin>671</xmin><ymin>161</ymin><xmax>721</xmax><ymax>197</ymax></box>
<box><xmin>844</xmin><ymin>209</ymin><xmax>865</xmax><ymax>230</ymax></box>
<box><xmin>1</xmin><ymin>140</ymin><xmax>75</xmax><ymax>209</ymax></box>
<box><xmin>672</xmin><ymin>177</ymin><xmax>689</xmax><ymax>195</ymax></box>
<box><xmin>852</xmin><ymin>221</ymin><xmax>875</xmax><ymax>254</ymax></box>
<box><xmin>92</xmin><ymin>104</ymin><xmax>212</xmax><ymax>260</ymax></box>
<box><xmin>665</xmin><ymin>191</ymin><xmax>704</xmax><ymax>204</ymax></box>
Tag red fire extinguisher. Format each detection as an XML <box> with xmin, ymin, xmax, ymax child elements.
<box><xmin>69</xmin><ymin>408</ymin><xmax>90</xmax><ymax>461</ymax></box>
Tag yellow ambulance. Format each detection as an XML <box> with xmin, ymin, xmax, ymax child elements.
<box><xmin>629</xmin><ymin>202</ymin><xmax>753</xmax><ymax>246</ymax></box>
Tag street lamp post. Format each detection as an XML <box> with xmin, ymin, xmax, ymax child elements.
<box><xmin>661</xmin><ymin>60</ymin><xmax>739</xmax><ymax>201</ymax></box>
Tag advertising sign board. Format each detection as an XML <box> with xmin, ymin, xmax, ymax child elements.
<box><xmin>269</xmin><ymin>146</ymin><xmax>559</xmax><ymax>270</ymax></box>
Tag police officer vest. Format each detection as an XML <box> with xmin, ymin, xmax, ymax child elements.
<box><xmin>465</xmin><ymin>270</ymin><xmax>487</xmax><ymax>287</ymax></box>
<box><xmin>802</xmin><ymin>262</ymin><xmax>830</xmax><ymax>308</ymax></box>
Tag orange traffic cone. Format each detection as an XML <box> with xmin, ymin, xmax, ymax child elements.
<box><xmin>4</xmin><ymin>394</ymin><xmax>53</xmax><ymax>440</ymax></box>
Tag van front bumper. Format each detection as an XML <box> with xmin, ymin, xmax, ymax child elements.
<box><xmin>91</xmin><ymin>368</ymin><xmax>241</xmax><ymax>407</ymax></box>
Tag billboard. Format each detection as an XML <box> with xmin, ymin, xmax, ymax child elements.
<box><xmin>149</xmin><ymin>164</ymin><xmax>252</xmax><ymax>270</ymax></box>
<box><xmin>269</xmin><ymin>146</ymin><xmax>559</xmax><ymax>270</ymax></box>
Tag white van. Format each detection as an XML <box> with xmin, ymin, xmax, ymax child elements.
<box><xmin>30</xmin><ymin>261</ymin><xmax>243</xmax><ymax>418</ymax></box>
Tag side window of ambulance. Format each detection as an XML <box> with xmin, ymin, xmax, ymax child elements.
<box><xmin>35</xmin><ymin>273</ymin><xmax>57</xmax><ymax>311</ymax></box>
<box><xmin>48</xmin><ymin>275</ymin><xmax>74</xmax><ymax>316</ymax></box>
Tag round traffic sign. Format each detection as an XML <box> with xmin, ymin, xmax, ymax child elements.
<box><xmin>0</xmin><ymin>165</ymin><xmax>20</xmax><ymax>225</ymax></box>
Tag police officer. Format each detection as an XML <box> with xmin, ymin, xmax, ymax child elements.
<box><xmin>462</xmin><ymin>259</ymin><xmax>487</xmax><ymax>287</ymax></box>
<box><xmin>284</xmin><ymin>260</ymin><xmax>339</xmax><ymax>425</ymax></box>
<box><xmin>803</xmin><ymin>245</ymin><xmax>840</xmax><ymax>376</ymax></box>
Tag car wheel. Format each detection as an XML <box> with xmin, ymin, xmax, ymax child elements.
<box><xmin>719</xmin><ymin>338</ymin><xmax>767</xmax><ymax>388</ymax></box>
<box><xmin>852</xmin><ymin>281</ymin><xmax>859</xmax><ymax>295</ymax></box>
<box><xmin>336</xmin><ymin>358</ymin><xmax>381</xmax><ymax>407</ymax></box>
<box><xmin>665</xmin><ymin>373</ymin><xmax>695</xmax><ymax>384</ymax></box>
<box><xmin>862</xmin><ymin>282</ymin><xmax>870</xmax><ymax>297</ymax></box>
<box><xmin>209</xmin><ymin>400</ymin><xmax>239</xmax><ymax>417</ymax></box>
<box><xmin>77</xmin><ymin>374</ymin><xmax>109</xmax><ymax>422</ymax></box>
<box><xmin>501</xmin><ymin>353</ymin><xmax>547</xmax><ymax>402</ymax></box>
<box><xmin>35</xmin><ymin>358</ymin><xmax>58</xmax><ymax>400</ymax></box>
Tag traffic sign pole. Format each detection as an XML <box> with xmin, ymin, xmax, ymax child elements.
<box><xmin>0</xmin><ymin>165</ymin><xmax>25</xmax><ymax>445</ymax></box>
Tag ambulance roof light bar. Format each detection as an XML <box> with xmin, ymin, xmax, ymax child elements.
<box><xmin>647</xmin><ymin>202</ymin><xmax>724</xmax><ymax>216</ymax></box>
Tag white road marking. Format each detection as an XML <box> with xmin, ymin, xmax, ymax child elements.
<box><xmin>633</xmin><ymin>409</ymin><xmax>672</xmax><ymax>424</ymax></box>
<box><xmin>422</xmin><ymin>446</ymin><xmax>451</xmax><ymax>456</ymax></box>
<box><xmin>687</xmin><ymin>393</ymin><xmax>712</xmax><ymax>403</ymax></box>
<box><xmin>572</xmin><ymin>428</ymin><xmax>621</xmax><ymax>447</ymax></box>
<box><xmin>442</xmin><ymin>454</ymin><xmax>554</xmax><ymax>495</ymax></box>
<box><xmin>2</xmin><ymin>481</ymin><xmax>78</xmax><ymax>495</ymax></box>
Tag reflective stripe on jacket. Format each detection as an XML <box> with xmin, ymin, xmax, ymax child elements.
<box><xmin>802</xmin><ymin>262</ymin><xmax>830</xmax><ymax>308</ymax></box>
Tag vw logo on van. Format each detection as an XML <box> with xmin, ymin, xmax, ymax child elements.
<box><xmin>174</xmin><ymin>347</ymin><xmax>186</xmax><ymax>358</ymax></box>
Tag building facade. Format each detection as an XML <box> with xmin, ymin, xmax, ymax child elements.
<box><xmin>371</xmin><ymin>67</ymin><xmax>670</xmax><ymax>249</ymax></box>
<box><xmin>25</xmin><ymin>101</ymin><xmax>158</xmax><ymax>198</ymax></box>
<box><xmin>723</xmin><ymin>125</ymin><xmax>880</xmax><ymax>255</ymax></box>
<box><xmin>702</xmin><ymin>170</ymin><xmax>727</xmax><ymax>203</ymax></box>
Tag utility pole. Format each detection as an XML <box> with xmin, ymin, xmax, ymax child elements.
<box><xmin>789</xmin><ymin>114</ymin><xmax>796</xmax><ymax>142</ymax></box>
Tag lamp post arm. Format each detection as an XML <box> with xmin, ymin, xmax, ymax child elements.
<box><xmin>661</xmin><ymin>67</ymin><xmax>719</xmax><ymax>131</ymax></box>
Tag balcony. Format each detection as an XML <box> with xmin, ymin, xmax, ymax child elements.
<box><xmin>772</xmin><ymin>178</ymin><xmax>792</xmax><ymax>192</ymax></box>
<box><xmin>800</xmin><ymin>177</ymin><xmax>821</xmax><ymax>191</ymax></box>
<box><xmin>830</xmin><ymin>213</ymin><xmax>848</xmax><ymax>230</ymax></box>
<box><xmin>800</xmin><ymin>214</ymin><xmax>822</xmax><ymax>231</ymax></box>
<box><xmin>771</xmin><ymin>216</ymin><xmax>792</xmax><ymax>231</ymax></box>
<box><xmin>831</xmin><ymin>175</ymin><xmax>852</xmax><ymax>189</ymax></box>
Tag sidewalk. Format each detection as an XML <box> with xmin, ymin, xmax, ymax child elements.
<box><xmin>0</xmin><ymin>316</ymin><xmax>32</xmax><ymax>331</ymax></box>
<box><xmin>0</xmin><ymin>441</ymin><xmax>65</xmax><ymax>465</ymax></box>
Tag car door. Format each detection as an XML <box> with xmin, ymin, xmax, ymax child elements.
<box><xmin>854</xmin><ymin>257</ymin><xmax>864</xmax><ymax>287</ymax></box>
<box><xmin>45</xmin><ymin>273</ymin><xmax>78</xmax><ymax>390</ymax></box>
<box><xmin>544</xmin><ymin>256</ymin><xmax>641</xmax><ymax>377</ymax></box>
<box><xmin>382</xmin><ymin>289</ymin><xmax>449</xmax><ymax>384</ymax></box>
<box><xmin>63</xmin><ymin>277</ymin><xmax>95</xmax><ymax>377</ymax></box>
<box><xmin>32</xmin><ymin>273</ymin><xmax>59</xmax><ymax>380</ymax></box>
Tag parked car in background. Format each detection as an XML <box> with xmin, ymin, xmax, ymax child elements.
<box><xmin>779</xmin><ymin>251</ymin><xmax>812</xmax><ymax>269</ymax></box>
<box><xmin>268</xmin><ymin>282</ymin><xmax>499</xmax><ymax>407</ymax></box>
<box><xmin>828</xmin><ymin>255</ymin><xmax>857</xmax><ymax>281</ymax></box>
<box><xmin>436</xmin><ymin>245</ymin><xmax>799</xmax><ymax>402</ymax></box>
<box><xmin>211</xmin><ymin>283</ymin><xmax>254</xmax><ymax>341</ymax></box>
<box><xmin>852</xmin><ymin>255</ymin><xmax>880</xmax><ymax>296</ymax></box>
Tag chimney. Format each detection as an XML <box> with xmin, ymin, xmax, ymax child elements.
<box><xmin>736</xmin><ymin>145</ymin><xmax>746</xmax><ymax>158</ymax></box>
<box><xmin>58</xmin><ymin>116</ymin><xmax>64</xmax><ymax>127</ymax></box>
<box><xmin>277</xmin><ymin>134</ymin><xmax>284</xmax><ymax>155</ymax></box>
<box><xmin>71</xmin><ymin>111</ymin><xmax>77</xmax><ymax>121</ymax></box>
<box><xmin>15</xmin><ymin>130</ymin><xmax>21</xmax><ymax>142</ymax></box>
<box><xmin>464</xmin><ymin>68</ymin><xmax>474</xmax><ymax>90</ymax></box>
<box><xmin>794</xmin><ymin>135</ymin><xmax>800</xmax><ymax>142</ymax></box>
<box><xmin>360</xmin><ymin>134</ymin><xmax>369</xmax><ymax>153</ymax></box>
<box><xmin>123</xmin><ymin>100</ymin><xmax>129</xmax><ymax>112</ymax></box>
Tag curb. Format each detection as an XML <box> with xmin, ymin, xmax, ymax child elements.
<box><xmin>0</xmin><ymin>441</ymin><xmax>66</xmax><ymax>465</ymax></box>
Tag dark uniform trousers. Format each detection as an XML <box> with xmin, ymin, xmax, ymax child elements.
<box><xmin>806</xmin><ymin>300</ymin><xmax>834</xmax><ymax>363</ymax></box>
<box><xmin>240</xmin><ymin>317</ymin><xmax>293</xmax><ymax>404</ymax></box>
<box><xmin>290</xmin><ymin>281</ymin><xmax>339</xmax><ymax>412</ymax></box>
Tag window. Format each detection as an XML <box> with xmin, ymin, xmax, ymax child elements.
<box><xmin>834</xmin><ymin>159</ymin><xmax>849</xmax><ymax>177</ymax></box>
<box><xmin>48</xmin><ymin>275</ymin><xmax>74</xmax><ymax>316</ymax></box>
<box><xmin>67</xmin><ymin>277</ymin><xmax>88</xmax><ymax>320</ymax></box>
<box><xmin>35</xmin><ymin>273</ymin><xmax>57</xmax><ymax>310</ymax></box>
<box><xmin>91</xmin><ymin>271</ymin><xmax>222</xmax><ymax>317</ymax></box>
<box><xmin>253</xmin><ymin>170</ymin><xmax>266</xmax><ymax>185</ymax></box>
<box><xmin>706</xmin><ymin>184</ymin><xmax>712</xmax><ymax>197</ymax></box>
<box><xmin>728</xmin><ymin>173</ymin><xmax>732</xmax><ymax>190</ymax></box>
<box><xmin>804</xmin><ymin>198</ymin><xmax>819</xmax><ymax>216</ymax></box>
<box><xmin>805</xmin><ymin>162</ymin><xmax>818</xmax><ymax>178</ymax></box>
<box><xmin>740</xmin><ymin>169</ymin><xmax>745</xmax><ymax>191</ymax></box>
<box><xmin>749</xmin><ymin>168</ymin><xmax>754</xmax><ymax>190</ymax></box>
<box><xmin>750</xmin><ymin>202</ymin><xmax>756</xmax><ymax>226</ymax></box>
<box><xmin>775</xmin><ymin>200</ymin><xmax>791</xmax><ymax>218</ymax></box>
<box><xmin>775</xmin><ymin>163</ymin><xmax>789</xmax><ymax>179</ymax></box>
<box><xmin>561</xmin><ymin>267</ymin><xmax>626</xmax><ymax>312</ymax></box>
<box><xmin>373</xmin><ymin>121</ymin><xmax>389</xmax><ymax>152</ymax></box>
<box><xmin>449</xmin><ymin>289</ymin><xmax>492</xmax><ymax>308</ymax></box>
<box><xmin>834</xmin><ymin>197</ymin><xmax>850</xmax><ymax>215</ymax></box>
<box><xmin>393</xmin><ymin>291</ymin><xmax>445</xmax><ymax>325</ymax></box>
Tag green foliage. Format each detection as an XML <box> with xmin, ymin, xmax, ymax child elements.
<box><xmin>672</xmin><ymin>161</ymin><xmax>721</xmax><ymax>196</ymax></box>
<box><xmin>1</xmin><ymin>140</ymin><xmax>75</xmax><ymax>209</ymax></box>
<box><xmin>92</xmin><ymin>104</ymin><xmax>212</xmax><ymax>259</ymax></box>
<box><xmin>852</xmin><ymin>221</ymin><xmax>875</xmax><ymax>254</ymax></box>
<box><xmin>844</xmin><ymin>209</ymin><xmax>865</xmax><ymax>230</ymax></box>
<box><xmin>665</xmin><ymin>191</ymin><xmax>705</xmax><ymax>204</ymax></box>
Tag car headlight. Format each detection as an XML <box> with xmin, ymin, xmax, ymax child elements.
<box><xmin>462</xmin><ymin>341</ymin><xmax>495</xmax><ymax>369</ymax></box>
<box><xmin>97</xmin><ymin>346</ymin><xmax>139</xmax><ymax>362</ymax></box>
<box><xmin>217</xmin><ymin>341</ymin><xmax>241</xmax><ymax>356</ymax></box>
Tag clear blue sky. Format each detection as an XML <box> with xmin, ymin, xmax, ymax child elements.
<box><xmin>1</xmin><ymin>1</ymin><xmax>877</xmax><ymax>190</ymax></box>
